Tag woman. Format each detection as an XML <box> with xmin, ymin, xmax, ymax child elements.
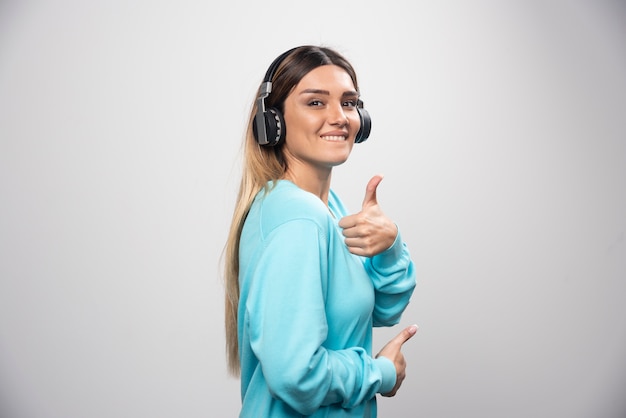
<box><xmin>224</xmin><ymin>45</ymin><xmax>417</xmax><ymax>417</ymax></box>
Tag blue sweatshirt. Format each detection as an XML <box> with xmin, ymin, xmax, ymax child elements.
<box><xmin>238</xmin><ymin>180</ymin><xmax>416</xmax><ymax>417</ymax></box>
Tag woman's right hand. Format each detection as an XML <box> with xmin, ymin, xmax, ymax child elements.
<box><xmin>375</xmin><ymin>324</ymin><xmax>419</xmax><ymax>397</ymax></box>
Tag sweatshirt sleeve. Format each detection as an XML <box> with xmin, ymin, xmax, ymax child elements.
<box><xmin>364</xmin><ymin>229</ymin><xmax>416</xmax><ymax>327</ymax></box>
<box><xmin>244</xmin><ymin>219</ymin><xmax>395</xmax><ymax>415</ymax></box>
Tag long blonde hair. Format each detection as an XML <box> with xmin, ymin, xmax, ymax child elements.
<box><xmin>224</xmin><ymin>45</ymin><xmax>360</xmax><ymax>375</ymax></box>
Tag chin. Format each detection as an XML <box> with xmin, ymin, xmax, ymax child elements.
<box><xmin>329</xmin><ymin>155</ymin><xmax>351</xmax><ymax>167</ymax></box>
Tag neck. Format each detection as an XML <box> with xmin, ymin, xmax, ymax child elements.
<box><xmin>283</xmin><ymin>166</ymin><xmax>332</xmax><ymax>204</ymax></box>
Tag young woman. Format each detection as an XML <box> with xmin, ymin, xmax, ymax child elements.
<box><xmin>224</xmin><ymin>45</ymin><xmax>417</xmax><ymax>417</ymax></box>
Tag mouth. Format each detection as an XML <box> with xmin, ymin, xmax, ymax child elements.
<box><xmin>320</xmin><ymin>135</ymin><xmax>347</xmax><ymax>142</ymax></box>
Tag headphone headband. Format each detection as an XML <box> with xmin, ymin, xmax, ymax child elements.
<box><xmin>263</xmin><ymin>47</ymin><xmax>298</xmax><ymax>84</ymax></box>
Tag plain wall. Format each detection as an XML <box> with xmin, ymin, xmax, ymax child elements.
<box><xmin>1</xmin><ymin>1</ymin><xmax>625</xmax><ymax>417</ymax></box>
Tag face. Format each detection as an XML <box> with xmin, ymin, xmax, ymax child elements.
<box><xmin>281</xmin><ymin>65</ymin><xmax>361</xmax><ymax>176</ymax></box>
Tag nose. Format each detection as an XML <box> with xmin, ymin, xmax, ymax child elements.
<box><xmin>327</xmin><ymin>102</ymin><xmax>348</xmax><ymax>126</ymax></box>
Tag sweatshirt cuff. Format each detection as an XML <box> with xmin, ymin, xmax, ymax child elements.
<box><xmin>374</xmin><ymin>356</ymin><xmax>397</xmax><ymax>395</ymax></box>
<box><xmin>373</xmin><ymin>229</ymin><xmax>405</xmax><ymax>269</ymax></box>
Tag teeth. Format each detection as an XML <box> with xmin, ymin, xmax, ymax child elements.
<box><xmin>321</xmin><ymin>135</ymin><xmax>346</xmax><ymax>141</ymax></box>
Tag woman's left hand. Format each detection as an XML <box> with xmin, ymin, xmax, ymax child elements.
<box><xmin>338</xmin><ymin>175</ymin><xmax>398</xmax><ymax>257</ymax></box>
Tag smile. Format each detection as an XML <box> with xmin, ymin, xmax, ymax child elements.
<box><xmin>321</xmin><ymin>135</ymin><xmax>347</xmax><ymax>142</ymax></box>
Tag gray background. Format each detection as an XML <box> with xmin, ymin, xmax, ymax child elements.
<box><xmin>1</xmin><ymin>1</ymin><xmax>625</xmax><ymax>417</ymax></box>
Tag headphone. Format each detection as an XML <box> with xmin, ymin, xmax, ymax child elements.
<box><xmin>253</xmin><ymin>47</ymin><xmax>372</xmax><ymax>146</ymax></box>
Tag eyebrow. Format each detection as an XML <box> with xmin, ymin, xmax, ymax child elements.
<box><xmin>299</xmin><ymin>88</ymin><xmax>359</xmax><ymax>97</ymax></box>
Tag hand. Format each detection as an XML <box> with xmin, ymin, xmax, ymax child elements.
<box><xmin>376</xmin><ymin>324</ymin><xmax>419</xmax><ymax>397</ymax></box>
<box><xmin>338</xmin><ymin>175</ymin><xmax>398</xmax><ymax>257</ymax></box>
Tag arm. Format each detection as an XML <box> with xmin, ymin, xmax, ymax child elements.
<box><xmin>365</xmin><ymin>230</ymin><xmax>416</xmax><ymax>326</ymax></box>
<box><xmin>338</xmin><ymin>175</ymin><xmax>417</xmax><ymax>326</ymax></box>
<box><xmin>244</xmin><ymin>219</ymin><xmax>396</xmax><ymax>415</ymax></box>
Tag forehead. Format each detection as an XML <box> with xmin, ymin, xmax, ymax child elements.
<box><xmin>294</xmin><ymin>65</ymin><xmax>356</xmax><ymax>92</ymax></box>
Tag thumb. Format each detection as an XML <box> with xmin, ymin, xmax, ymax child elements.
<box><xmin>393</xmin><ymin>324</ymin><xmax>419</xmax><ymax>347</ymax></box>
<box><xmin>362</xmin><ymin>174</ymin><xmax>384</xmax><ymax>209</ymax></box>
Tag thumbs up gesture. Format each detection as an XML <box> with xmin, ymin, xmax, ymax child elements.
<box><xmin>338</xmin><ymin>175</ymin><xmax>398</xmax><ymax>257</ymax></box>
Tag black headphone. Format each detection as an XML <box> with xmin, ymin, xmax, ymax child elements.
<box><xmin>253</xmin><ymin>47</ymin><xmax>372</xmax><ymax>146</ymax></box>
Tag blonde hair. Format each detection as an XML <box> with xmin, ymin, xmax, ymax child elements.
<box><xmin>224</xmin><ymin>45</ymin><xmax>360</xmax><ymax>375</ymax></box>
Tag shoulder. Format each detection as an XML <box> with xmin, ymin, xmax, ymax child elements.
<box><xmin>256</xmin><ymin>181</ymin><xmax>331</xmax><ymax>232</ymax></box>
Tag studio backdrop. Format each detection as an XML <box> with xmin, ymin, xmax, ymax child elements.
<box><xmin>1</xmin><ymin>1</ymin><xmax>625</xmax><ymax>417</ymax></box>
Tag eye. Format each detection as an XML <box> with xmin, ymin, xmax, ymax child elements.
<box><xmin>308</xmin><ymin>99</ymin><xmax>324</xmax><ymax>107</ymax></box>
<box><xmin>342</xmin><ymin>99</ymin><xmax>358</xmax><ymax>108</ymax></box>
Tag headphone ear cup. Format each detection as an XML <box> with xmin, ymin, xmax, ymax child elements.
<box><xmin>253</xmin><ymin>107</ymin><xmax>286</xmax><ymax>146</ymax></box>
<box><xmin>355</xmin><ymin>107</ymin><xmax>371</xmax><ymax>144</ymax></box>
<box><xmin>265</xmin><ymin>108</ymin><xmax>286</xmax><ymax>146</ymax></box>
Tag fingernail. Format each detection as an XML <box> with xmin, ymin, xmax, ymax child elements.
<box><xmin>409</xmin><ymin>324</ymin><xmax>419</xmax><ymax>334</ymax></box>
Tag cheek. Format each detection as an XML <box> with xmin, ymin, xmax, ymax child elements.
<box><xmin>284</xmin><ymin>109</ymin><xmax>306</xmax><ymax>130</ymax></box>
<box><xmin>349</xmin><ymin>113</ymin><xmax>362</xmax><ymax>132</ymax></box>
<box><xmin>285</xmin><ymin>112</ymin><xmax>324</xmax><ymax>138</ymax></box>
